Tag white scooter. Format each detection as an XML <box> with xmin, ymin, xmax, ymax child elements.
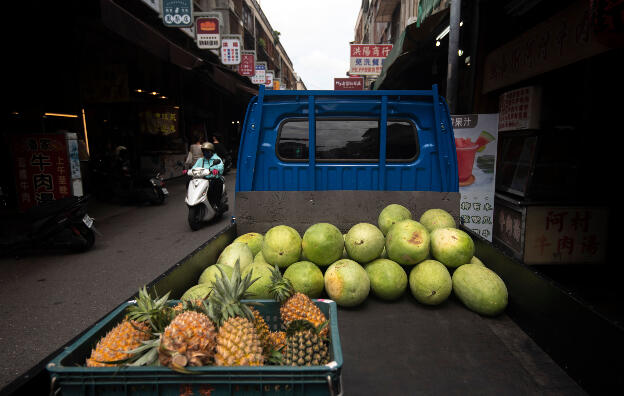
<box><xmin>184</xmin><ymin>161</ymin><xmax>228</xmax><ymax>231</ymax></box>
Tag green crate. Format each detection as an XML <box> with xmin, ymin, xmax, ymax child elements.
<box><xmin>47</xmin><ymin>300</ymin><xmax>343</xmax><ymax>396</ymax></box>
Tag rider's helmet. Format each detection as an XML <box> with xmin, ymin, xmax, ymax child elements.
<box><xmin>201</xmin><ymin>142</ymin><xmax>215</xmax><ymax>157</ymax></box>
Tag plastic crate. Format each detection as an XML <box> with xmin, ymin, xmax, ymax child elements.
<box><xmin>47</xmin><ymin>300</ymin><xmax>342</xmax><ymax>396</ymax></box>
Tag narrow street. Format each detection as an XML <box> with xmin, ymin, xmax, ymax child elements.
<box><xmin>0</xmin><ymin>173</ymin><xmax>236</xmax><ymax>390</ymax></box>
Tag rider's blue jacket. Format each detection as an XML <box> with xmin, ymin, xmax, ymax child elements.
<box><xmin>192</xmin><ymin>154</ymin><xmax>224</xmax><ymax>179</ymax></box>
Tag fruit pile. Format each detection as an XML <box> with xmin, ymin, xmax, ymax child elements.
<box><xmin>86</xmin><ymin>204</ymin><xmax>508</xmax><ymax>370</ymax></box>
<box><xmin>85</xmin><ymin>262</ymin><xmax>330</xmax><ymax>369</ymax></box>
<box><xmin>185</xmin><ymin>204</ymin><xmax>507</xmax><ymax>316</ymax></box>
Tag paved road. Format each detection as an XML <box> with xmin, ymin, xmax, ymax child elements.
<box><xmin>0</xmin><ymin>173</ymin><xmax>236</xmax><ymax>391</ymax></box>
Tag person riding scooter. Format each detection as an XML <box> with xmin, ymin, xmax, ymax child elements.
<box><xmin>191</xmin><ymin>142</ymin><xmax>224</xmax><ymax>209</ymax></box>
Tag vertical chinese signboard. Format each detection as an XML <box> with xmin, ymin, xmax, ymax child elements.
<box><xmin>220</xmin><ymin>35</ymin><xmax>242</xmax><ymax>65</ymax></box>
<box><xmin>349</xmin><ymin>44</ymin><xmax>392</xmax><ymax>76</ymax></box>
<box><xmin>251</xmin><ymin>61</ymin><xmax>267</xmax><ymax>85</ymax></box>
<box><xmin>334</xmin><ymin>77</ymin><xmax>364</xmax><ymax>90</ymax></box>
<box><xmin>11</xmin><ymin>133</ymin><xmax>80</xmax><ymax>212</ymax></box>
<box><xmin>162</xmin><ymin>0</ymin><xmax>193</xmax><ymax>27</ymax></box>
<box><xmin>451</xmin><ymin>114</ymin><xmax>499</xmax><ymax>241</ymax></box>
<box><xmin>498</xmin><ymin>86</ymin><xmax>542</xmax><ymax>131</ymax></box>
<box><xmin>195</xmin><ymin>17</ymin><xmax>220</xmax><ymax>49</ymax></box>
<box><xmin>238</xmin><ymin>51</ymin><xmax>256</xmax><ymax>77</ymax></box>
<box><xmin>265</xmin><ymin>71</ymin><xmax>274</xmax><ymax>89</ymax></box>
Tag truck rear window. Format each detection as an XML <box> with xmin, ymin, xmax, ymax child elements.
<box><xmin>277</xmin><ymin>119</ymin><xmax>418</xmax><ymax>162</ymax></box>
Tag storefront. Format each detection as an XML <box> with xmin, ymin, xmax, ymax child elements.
<box><xmin>2</xmin><ymin>0</ymin><xmax>256</xmax><ymax>211</ymax></box>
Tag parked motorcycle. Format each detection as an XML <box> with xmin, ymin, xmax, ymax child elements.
<box><xmin>185</xmin><ymin>160</ymin><xmax>228</xmax><ymax>231</ymax></box>
<box><xmin>0</xmin><ymin>195</ymin><xmax>96</xmax><ymax>255</ymax></box>
<box><xmin>89</xmin><ymin>157</ymin><xmax>168</xmax><ymax>205</ymax></box>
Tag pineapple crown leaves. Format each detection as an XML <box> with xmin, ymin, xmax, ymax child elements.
<box><xmin>208</xmin><ymin>260</ymin><xmax>260</xmax><ymax>326</ymax></box>
<box><xmin>126</xmin><ymin>286</ymin><xmax>174</xmax><ymax>333</ymax></box>
<box><xmin>267</xmin><ymin>265</ymin><xmax>295</xmax><ymax>303</ymax></box>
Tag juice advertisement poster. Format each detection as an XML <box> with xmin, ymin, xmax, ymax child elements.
<box><xmin>451</xmin><ymin>114</ymin><xmax>499</xmax><ymax>241</ymax></box>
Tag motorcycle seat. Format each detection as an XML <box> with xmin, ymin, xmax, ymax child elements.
<box><xmin>24</xmin><ymin>196</ymin><xmax>85</xmax><ymax>221</ymax></box>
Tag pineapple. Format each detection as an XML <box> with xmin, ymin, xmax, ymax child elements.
<box><xmin>86</xmin><ymin>319</ymin><xmax>151</xmax><ymax>367</ymax></box>
<box><xmin>268</xmin><ymin>330</ymin><xmax>286</xmax><ymax>352</ymax></box>
<box><xmin>250</xmin><ymin>307</ymin><xmax>271</xmax><ymax>358</ymax></box>
<box><xmin>158</xmin><ymin>310</ymin><xmax>217</xmax><ymax>368</ymax></box>
<box><xmin>209</xmin><ymin>261</ymin><xmax>264</xmax><ymax>366</ymax></box>
<box><xmin>86</xmin><ymin>286</ymin><xmax>170</xmax><ymax>367</ymax></box>
<box><xmin>283</xmin><ymin>320</ymin><xmax>330</xmax><ymax>366</ymax></box>
<box><xmin>268</xmin><ymin>265</ymin><xmax>328</xmax><ymax>336</ymax></box>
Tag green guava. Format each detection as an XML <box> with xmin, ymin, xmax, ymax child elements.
<box><xmin>233</xmin><ymin>232</ymin><xmax>264</xmax><ymax>256</ymax></box>
<box><xmin>181</xmin><ymin>283</ymin><xmax>212</xmax><ymax>301</ymax></box>
<box><xmin>419</xmin><ymin>209</ymin><xmax>456</xmax><ymax>232</ymax></box>
<box><xmin>198</xmin><ymin>264</ymin><xmax>233</xmax><ymax>287</ymax></box>
<box><xmin>284</xmin><ymin>261</ymin><xmax>325</xmax><ymax>298</ymax></box>
<box><xmin>430</xmin><ymin>228</ymin><xmax>475</xmax><ymax>269</ymax></box>
<box><xmin>344</xmin><ymin>223</ymin><xmax>385</xmax><ymax>264</ymax></box>
<box><xmin>470</xmin><ymin>256</ymin><xmax>485</xmax><ymax>266</ymax></box>
<box><xmin>242</xmin><ymin>262</ymin><xmax>273</xmax><ymax>299</ymax></box>
<box><xmin>385</xmin><ymin>219</ymin><xmax>430</xmax><ymax>266</ymax></box>
<box><xmin>409</xmin><ymin>259</ymin><xmax>452</xmax><ymax>305</ymax></box>
<box><xmin>253</xmin><ymin>251</ymin><xmax>267</xmax><ymax>265</ymax></box>
<box><xmin>378</xmin><ymin>204</ymin><xmax>412</xmax><ymax>235</ymax></box>
<box><xmin>262</xmin><ymin>225</ymin><xmax>302</xmax><ymax>269</ymax></box>
<box><xmin>364</xmin><ymin>259</ymin><xmax>407</xmax><ymax>301</ymax></box>
<box><xmin>452</xmin><ymin>264</ymin><xmax>508</xmax><ymax>316</ymax></box>
<box><xmin>216</xmin><ymin>242</ymin><xmax>253</xmax><ymax>272</ymax></box>
<box><xmin>302</xmin><ymin>223</ymin><xmax>344</xmax><ymax>266</ymax></box>
<box><xmin>324</xmin><ymin>259</ymin><xmax>370</xmax><ymax>307</ymax></box>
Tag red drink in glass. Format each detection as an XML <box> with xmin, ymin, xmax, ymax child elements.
<box><xmin>455</xmin><ymin>138</ymin><xmax>479</xmax><ymax>183</ymax></box>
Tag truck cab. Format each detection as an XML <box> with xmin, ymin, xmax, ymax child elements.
<box><xmin>236</xmin><ymin>85</ymin><xmax>458</xmax><ymax>192</ymax></box>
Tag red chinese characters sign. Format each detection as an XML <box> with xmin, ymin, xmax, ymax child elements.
<box><xmin>11</xmin><ymin>134</ymin><xmax>72</xmax><ymax>211</ymax></box>
<box><xmin>349</xmin><ymin>44</ymin><xmax>392</xmax><ymax>76</ymax></box>
<box><xmin>524</xmin><ymin>207</ymin><xmax>608</xmax><ymax>264</ymax></box>
<box><xmin>334</xmin><ymin>77</ymin><xmax>364</xmax><ymax>90</ymax></box>
<box><xmin>238</xmin><ymin>51</ymin><xmax>255</xmax><ymax>77</ymax></box>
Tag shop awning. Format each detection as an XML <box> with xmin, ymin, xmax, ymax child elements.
<box><xmin>100</xmin><ymin>0</ymin><xmax>204</xmax><ymax>70</ymax></box>
<box><xmin>100</xmin><ymin>0</ymin><xmax>257</xmax><ymax>99</ymax></box>
<box><xmin>373</xmin><ymin>7</ymin><xmax>449</xmax><ymax>90</ymax></box>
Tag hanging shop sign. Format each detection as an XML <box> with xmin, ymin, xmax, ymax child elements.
<box><xmin>10</xmin><ymin>133</ymin><xmax>81</xmax><ymax>211</ymax></box>
<box><xmin>251</xmin><ymin>61</ymin><xmax>267</xmax><ymax>85</ymax></box>
<box><xmin>334</xmin><ymin>77</ymin><xmax>364</xmax><ymax>90</ymax></box>
<box><xmin>265</xmin><ymin>71</ymin><xmax>274</xmax><ymax>89</ymax></box>
<box><xmin>220</xmin><ymin>35</ymin><xmax>242</xmax><ymax>65</ymax></box>
<box><xmin>349</xmin><ymin>44</ymin><xmax>393</xmax><ymax>76</ymax></box>
<box><xmin>483</xmin><ymin>0</ymin><xmax>610</xmax><ymax>93</ymax></box>
<box><xmin>162</xmin><ymin>0</ymin><xmax>193</xmax><ymax>27</ymax></box>
<box><xmin>138</xmin><ymin>106</ymin><xmax>180</xmax><ymax>136</ymax></box>
<box><xmin>498</xmin><ymin>86</ymin><xmax>542</xmax><ymax>131</ymax></box>
<box><xmin>452</xmin><ymin>114</ymin><xmax>499</xmax><ymax>242</ymax></box>
<box><xmin>196</xmin><ymin>17</ymin><xmax>220</xmax><ymax>49</ymax></box>
<box><xmin>238</xmin><ymin>50</ymin><xmax>256</xmax><ymax>77</ymax></box>
<box><xmin>273</xmin><ymin>78</ymin><xmax>281</xmax><ymax>90</ymax></box>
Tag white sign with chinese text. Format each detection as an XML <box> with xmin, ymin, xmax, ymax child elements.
<box><xmin>252</xmin><ymin>62</ymin><xmax>267</xmax><ymax>85</ymax></box>
<box><xmin>452</xmin><ymin>114</ymin><xmax>499</xmax><ymax>241</ymax></box>
<box><xmin>349</xmin><ymin>44</ymin><xmax>393</xmax><ymax>76</ymax></box>
<box><xmin>220</xmin><ymin>35</ymin><xmax>242</xmax><ymax>65</ymax></box>
<box><xmin>265</xmin><ymin>71</ymin><xmax>274</xmax><ymax>89</ymax></box>
<box><xmin>498</xmin><ymin>86</ymin><xmax>541</xmax><ymax>131</ymax></box>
